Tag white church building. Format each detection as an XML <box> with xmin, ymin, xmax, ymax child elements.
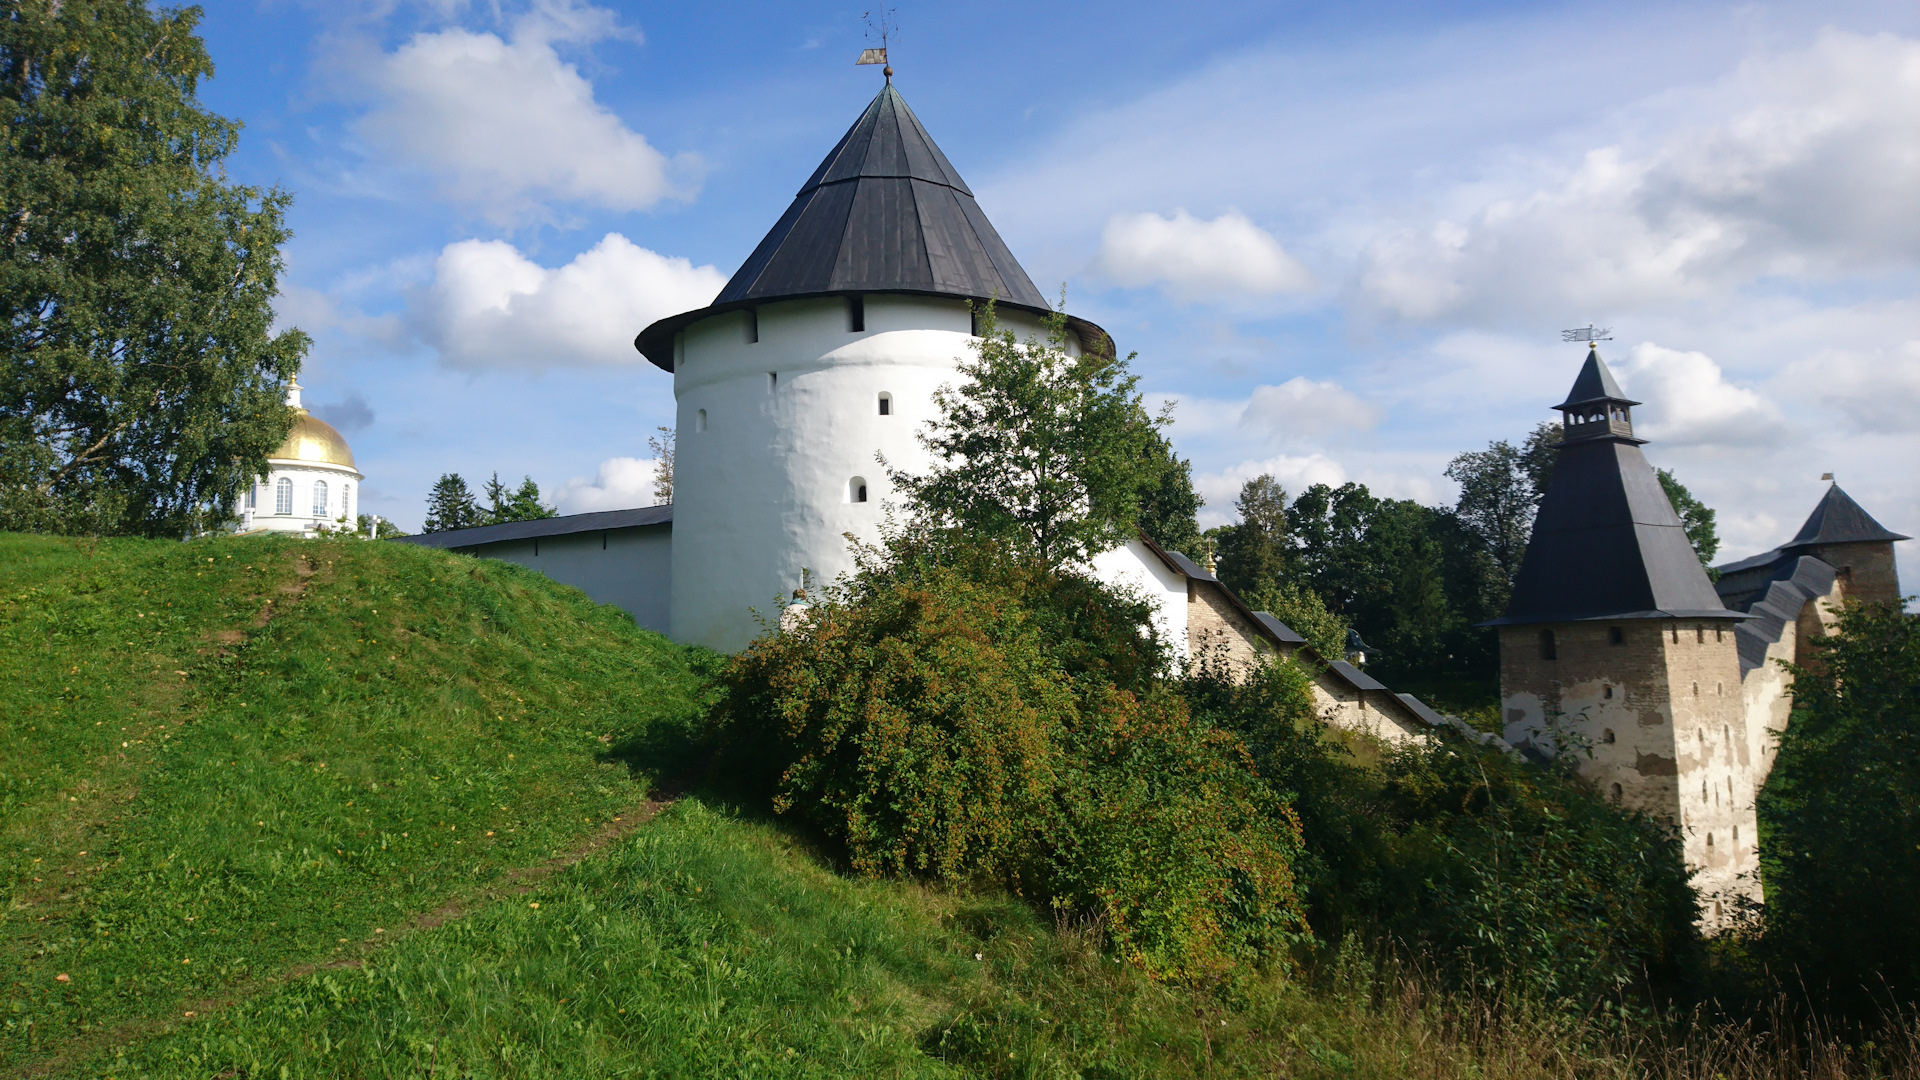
<box><xmin>399</xmin><ymin>79</ymin><xmax>1466</xmax><ymax>745</ymax></box>
<box><xmin>236</xmin><ymin>381</ymin><xmax>364</xmax><ymax>536</ymax></box>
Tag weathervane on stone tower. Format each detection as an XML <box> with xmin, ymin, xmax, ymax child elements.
<box><xmin>1561</xmin><ymin>324</ymin><xmax>1613</xmax><ymax>346</ymax></box>
<box><xmin>857</xmin><ymin>8</ymin><xmax>897</xmax><ymax>81</ymax></box>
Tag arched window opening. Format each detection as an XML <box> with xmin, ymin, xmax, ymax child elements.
<box><xmin>1603</xmin><ymin>685</ymin><xmax>1613</xmax><ymax>699</ymax></box>
<box><xmin>1611</xmin><ymin>783</ymin><xmax>1623</xmax><ymax>802</ymax></box>
<box><xmin>1602</xmin><ymin>728</ymin><xmax>1615</xmax><ymax>744</ymax></box>
<box><xmin>877</xmin><ymin>392</ymin><xmax>892</xmax><ymax>416</ymax></box>
<box><xmin>312</xmin><ymin>480</ymin><xmax>328</xmax><ymax>516</ymax></box>
<box><xmin>1538</xmin><ymin>629</ymin><xmax>1557</xmax><ymax>660</ymax></box>
<box><xmin>1609</xmin><ymin>626</ymin><xmax>1625</xmax><ymax>645</ymax></box>
<box><xmin>847</xmin><ymin>476</ymin><xmax>869</xmax><ymax>504</ymax></box>
<box><xmin>695</xmin><ymin>408</ymin><xmax>708</xmax><ymax>432</ymax></box>
<box><xmin>275</xmin><ymin>477</ymin><xmax>293</xmax><ymax>515</ymax></box>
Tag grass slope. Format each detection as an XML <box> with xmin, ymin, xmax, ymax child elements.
<box><xmin>2</xmin><ymin>531</ymin><xmax>1678</xmax><ymax>1079</ymax></box>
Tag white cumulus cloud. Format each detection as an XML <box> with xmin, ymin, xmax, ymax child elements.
<box><xmin>1356</xmin><ymin>30</ymin><xmax>1920</xmax><ymax>323</ymax></box>
<box><xmin>1093</xmin><ymin>209</ymin><xmax>1311</xmax><ymax>300</ymax></box>
<box><xmin>353</xmin><ymin>4</ymin><xmax>696</xmax><ymax>221</ymax></box>
<box><xmin>1615</xmin><ymin>343</ymin><xmax>1782</xmax><ymax>446</ymax></box>
<box><xmin>414</xmin><ymin>233</ymin><xmax>726</xmax><ymax>368</ymax></box>
<box><xmin>1195</xmin><ymin>453</ymin><xmax>1350</xmax><ymax>520</ymax></box>
<box><xmin>554</xmin><ymin>456</ymin><xmax>662</xmax><ymax>514</ymax></box>
<box><xmin>1240</xmin><ymin>377</ymin><xmax>1382</xmax><ymax>439</ymax></box>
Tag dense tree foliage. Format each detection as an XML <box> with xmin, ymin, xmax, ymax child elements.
<box><xmin>1</xmin><ymin>0</ymin><xmax>307</xmax><ymax>536</ymax></box>
<box><xmin>892</xmin><ymin>305</ymin><xmax>1165</xmax><ymax>568</ymax></box>
<box><xmin>422</xmin><ymin>473</ymin><xmax>480</xmax><ymax>533</ymax></box>
<box><xmin>1134</xmin><ymin>429</ymin><xmax>1205</xmax><ymax>560</ymax></box>
<box><xmin>1757</xmin><ymin>601</ymin><xmax>1920</xmax><ymax>1016</ymax></box>
<box><xmin>481</xmin><ymin>471</ymin><xmax>556</xmax><ymax>525</ymax></box>
<box><xmin>1656</xmin><ymin>468</ymin><xmax>1719</xmax><ymax>567</ymax></box>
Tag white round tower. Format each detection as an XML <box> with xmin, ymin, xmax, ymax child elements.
<box><xmin>636</xmin><ymin>81</ymin><xmax>1109</xmax><ymax>652</ymax></box>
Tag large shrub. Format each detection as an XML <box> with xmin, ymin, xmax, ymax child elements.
<box><xmin>1184</xmin><ymin>659</ymin><xmax>1699</xmax><ymax>1010</ymax></box>
<box><xmin>1758</xmin><ymin>600</ymin><xmax>1920</xmax><ymax>1015</ymax></box>
<box><xmin>710</xmin><ymin>537</ymin><xmax>1307</xmax><ymax>978</ymax></box>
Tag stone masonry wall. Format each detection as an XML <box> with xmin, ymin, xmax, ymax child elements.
<box><xmin>1501</xmin><ymin>619</ymin><xmax>1757</xmax><ymax>926</ymax></box>
<box><xmin>1805</xmin><ymin>541</ymin><xmax>1901</xmax><ymax>607</ymax></box>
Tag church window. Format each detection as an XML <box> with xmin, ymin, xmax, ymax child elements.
<box><xmin>746</xmin><ymin>309</ymin><xmax>759</xmax><ymax>343</ymax></box>
<box><xmin>1602</xmin><ymin>728</ymin><xmax>1615</xmax><ymax>743</ymax></box>
<box><xmin>848</xmin><ymin>295</ymin><xmax>865</xmax><ymax>332</ymax></box>
<box><xmin>695</xmin><ymin>409</ymin><xmax>708</xmax><ymax>432</ymax></box>
<box><xmin>312</xmin><ymin>480</ymin><xmax>328</xmax><ymax>516</ymax></box>
<box><xmin>878</xmin><ymin>392</ymin><xmax>892</xmax><ymax>416</ymax></box>
<box><xmin>1538</xmin><ymin>629</ymin><xmax>1557</xmax><ymax>660</ymax></box>
<box><xmin>848</xmin><ymin>476</ymin><xmax>869</xmax><ymax>503</ymax></box>
<box><xmin>1609</xmin><ymin>626</ymin><xmax>1625</xmax><ymax>645</ymax></box>
<box><xmin>275</xmin><ymin>478</ymin><xmax>293</xmax><ymax>515</ymax></box>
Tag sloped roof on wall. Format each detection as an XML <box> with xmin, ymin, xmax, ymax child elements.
<box><xmin>1728</xmin><ymin>556</ymin><xmax>1838</xmax><ymax>675</ymax></box>
<box><xmin>393</xmin><ymin>505</ymin><xmax>673</xmax><ymax>549</ymax></box>
<box><xmin>634</xmin><ymin>82</ymin><xmax>1108</xmax><ymax>371</ymax></box>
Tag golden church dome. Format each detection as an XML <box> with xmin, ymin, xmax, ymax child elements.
<box><xmin>270</xmin><ymin>410</ymin><xmax>358</xmax><ymax>470</ymax></box>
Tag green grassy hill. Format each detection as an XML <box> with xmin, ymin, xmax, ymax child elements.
<box><xmin>1</xmin><ymin>532</ymin><xmax>1632</xmax><ymax>1078</ymax></box>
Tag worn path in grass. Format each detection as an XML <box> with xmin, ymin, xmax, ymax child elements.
<box><xmin>0</xmin><ymin>532</ymin><xmax>711</xmax><ymax>1075</ymax></box>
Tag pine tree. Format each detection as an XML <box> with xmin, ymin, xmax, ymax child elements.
<box><xmin>505</xmin><ymin>476</ymin><xmax>556</xmax><ymax>522</ymax></box>
<box><xmin>422</xmin><ymin>473</ymin><xmax>479</xmax><ymax>533</ymax></box>
<box><xmin>1</xmin><ymin>0</ymin><xmax>308</xmax><ymax>536</ymax></box>
<box><xmin>1213</xmin><ymin>475</ymin><xmax>1291</xmax><ymax>597</ymax></box>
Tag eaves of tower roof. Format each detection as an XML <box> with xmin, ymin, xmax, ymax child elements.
<box><xmin>1783</xmin><ymin>483</ymin><xmax>1910</xmax><ymax>549</ymax></box>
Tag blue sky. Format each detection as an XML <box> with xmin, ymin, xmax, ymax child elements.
<box><xmin>202</xmin><ymin>0</ymin><xmax>1920</xmax><ymax>586</ymax></box>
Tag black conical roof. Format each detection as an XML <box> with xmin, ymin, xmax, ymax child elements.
<box><xmin>1784</xmin><ymin>484</ymin><xmax>1910</xmax><ymax>549</ymax></box>
<box><xmin>1554</xmin><ymin>347</ymin><xmax>1640</xmax><ymax>410</ymax></box>
<box><xmin>635</xmin><ymin>82</ymin><xmax>1090</xmax><ymax>371</ymax></box>
<box><xmin>714</xmin><ymin>83</ymin><xmax>1048</xmax><ymax>309</ymax></box>
<box><xmin>1487</xmin><ymin>351</ymin><xmax>1738</xmax><ymax>626</ymax></box>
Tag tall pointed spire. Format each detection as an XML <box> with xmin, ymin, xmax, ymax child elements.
<box><xmin>1488</xmin><ymin>348</ymin><xmax>1739</xmax><ymax>625</ymax></box>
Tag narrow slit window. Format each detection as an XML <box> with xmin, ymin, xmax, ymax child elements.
<box><xmin>1603</xmin><ymin>685</ymin><xmax>1613</xmax><ymax>699</ymax></box>
<box><xmin>746</xmin><ymin>308</ymin><xmax>759</xmax><ymax>343</ymax></box>
<box><xmin>1609</xmin><ymin>626</ymin><xmax>1625</xmax><ymax>645</ymax></box>
<box><xmin>848</xmin><ymin>295</ymin><xmax>865</xmax><ymax>332</ymax></box>
<box><xmin>970</xmin><ymin>305</ymin><xmax>984</xmax><ymax>337</ymax></box>
<box><xmin>1538</xmin><ymin>629</ymin><xmax>1557</xmax><ymax>660</ymax></box>
<box><xmin>878</xmin><ymin>392</ymin><xmax>892</xmax><ymax>416</ymax></box>
<box><xmin>1602</xmin><ymin>728</ymin><xmax>1615</xmax><ymax>744</ymax></box>
<box><xmin>1697</xmin><ymin>626</ymin><xmax>1705</xmax><ymax>643</ymax></box>
<box><xmin>848</xmin><ymin>476</ymin><xmax>869</xmax><ymax>503</ymax></box>
<box><xmin>1610</xmin><ymin>783</ymin><xmax>1623</xmax><ymax>802</ymax></box>
<box><xmin>768</xmin><ymin>371</ymin><xmax>778</xmax><ymax>392</ymax></box>
<box><xmin>695</xmin><ymin>408</ymin><xmax>708</xmax><ymax>432</ymax></box>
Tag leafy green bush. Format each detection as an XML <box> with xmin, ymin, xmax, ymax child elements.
<box><xmin>1759</xmin><ymin>599</ymin><xmax>1920</xmax><ymax>1016</ymax></box>
<box><xmin>711</xmin><ymin>536</ymin><xmax>1306</xmax><ymax>979</ymax></box>
<box><xmin>1183</xmin><ymin>658</ymin><xmax>1699</xmax><ymax>1010</ymax></box>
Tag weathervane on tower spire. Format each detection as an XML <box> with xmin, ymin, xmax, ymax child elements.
<box><xmin>1561</xmin><ymin>324</ymin><xmax>1613</xmax><ymax>346</ymax></box>
<box><xmin>856</xmin><ymin>8</ymin><xmax>897</xmax><ymax>81</ymax></box>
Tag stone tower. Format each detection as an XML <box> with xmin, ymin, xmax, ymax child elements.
<box><xmin>634</xmin><ymin>80</ymin><xmax>1110</xmax><ymax>651</ymax></box>
<box><xmin>1491</xmin><ymin>347</ymin><xmax>1756</xmax><ymax>921</ymax></box>
<box><xmin>1769</xmin><ymin>484</ymin><xmax>1908</xmax><ymax>607</ymax></box>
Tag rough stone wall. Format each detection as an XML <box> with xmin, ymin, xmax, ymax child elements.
<box><xmin>1185</xmin><ymin>580</ymin><xmax>1274</xmax><ymax>674</ymax></box>
<box><xmin>1805</xmin><ymin>541</ymin><xmax>1901</xmax><ymax>607</ymax></box>
<box><xmin>1184</xmin><ymin>581</ymin><xmax>1423</xmax><ymax>744</ymax></box>
<box><xmin>1742</xmin><ymin>620</ymin><xmax>1796</xmax><ymax>782</ymax></box>
<box><xmin>1501</xmin><ymin>620</ymin><xmax>1757</xmax><ymax>926</ymax></box>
